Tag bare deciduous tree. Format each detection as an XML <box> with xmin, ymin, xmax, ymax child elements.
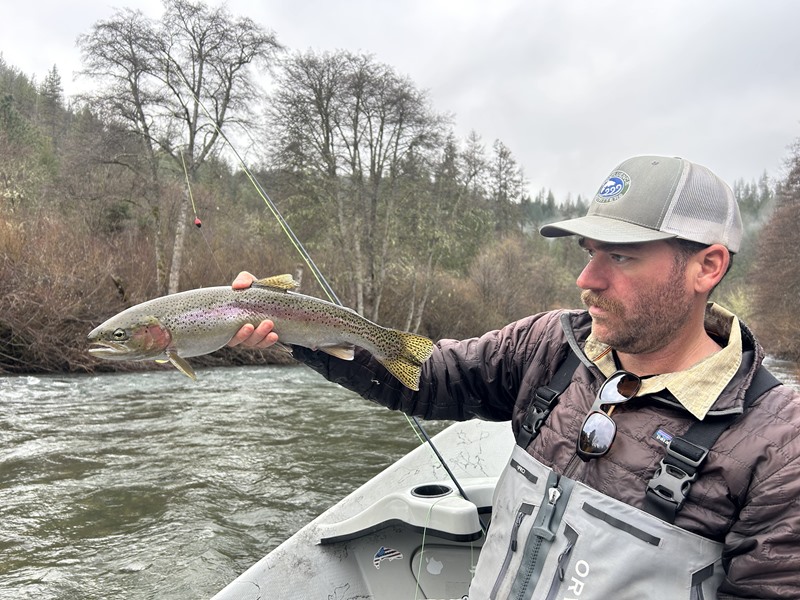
<box><xmin>78</xmin><ymin>0</ymin><xmax>281</xmax><ymax>293</ymax></box>
<box><xmin>268</xmin><ymin>50</ymin><xmax>447</xmax><ymax>321</ymax></box>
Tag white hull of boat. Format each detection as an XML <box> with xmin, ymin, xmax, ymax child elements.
<box><xmin>212</xmin><ymin>420</ymin><xmax>513</xmax><ymax>599</ymax></box>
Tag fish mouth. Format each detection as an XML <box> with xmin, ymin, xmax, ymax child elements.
<box><xmin>87</xmin><ymin>341</ymin><xmax>130</xmax><ymax>357</ymax></box>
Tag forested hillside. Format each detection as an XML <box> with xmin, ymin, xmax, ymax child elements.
<box><xmin>0</xmin><ymin>0</ymin><xmax>797</xmax><ymax>374</ymax></box>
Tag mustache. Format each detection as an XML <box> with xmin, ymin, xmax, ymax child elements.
<box><xmin>581</xmin><ymin>291</ymin><xmax>624</xmax><ymax>316</ymax></box>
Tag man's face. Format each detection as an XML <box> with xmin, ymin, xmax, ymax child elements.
<box><xmin>577</xmin><ymin>239</ymin><xmax>695</xmax><ymax>355</ymax></box>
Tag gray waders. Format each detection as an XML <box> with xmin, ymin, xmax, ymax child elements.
<box><xmin>469</xmin><ymin>349</ymin><xmax>780</xmax><ymax>600</ymax></box>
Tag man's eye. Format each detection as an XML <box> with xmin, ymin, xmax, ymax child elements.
<box><xmin>610</xmin><ymin>254</ymin><xmax>631</xmax><ymax>263</ymax></box>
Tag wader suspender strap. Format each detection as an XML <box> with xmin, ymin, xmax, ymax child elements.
<box><xmin>516</xmin><ymin>340</ymin><xmax>782</xmax><ymax>523</ymax></box>
<box><xmin>645</xmin><ymin>366</ymin><xmax>782</xmax><ymax>523</ymax></box>
<box><xmin>517</xmin><ymin>349</ymin><xmax>582</xmax><ymax>449</ymax></box>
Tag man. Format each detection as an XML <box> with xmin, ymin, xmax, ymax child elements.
<box><xmin>228</xmin><ymin>156</ymin><xmax>800</xmax><ymax>598</ymax></box>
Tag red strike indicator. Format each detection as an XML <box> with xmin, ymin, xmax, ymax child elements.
<box><xmin>194</xmin><ymin>217</ymin><xmax>202</xmax><ymax>228</ymax></box>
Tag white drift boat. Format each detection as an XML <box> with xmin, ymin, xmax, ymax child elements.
<box><xmin>211</xmin><ymin>420</ymin><xmax>513</xmax><ymax>599</ymax></box>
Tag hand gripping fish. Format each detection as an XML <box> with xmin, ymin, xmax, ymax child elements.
<box><xmin>87</xmin><ymin>274</ymin><xmax>435</xmax><ymax>390</ymax></box>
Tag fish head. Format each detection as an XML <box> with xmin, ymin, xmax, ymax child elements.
<box><xmin>87</xmin><ymin>314</ymin><xmax>173</xmax><ymax>361</ymax></box>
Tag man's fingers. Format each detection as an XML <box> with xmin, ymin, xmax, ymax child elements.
<box><xmin>227</xmin><ymin>323</ymin><xmax>255</xmax><ymax>347</ymax></box>
<box><xmin>251</xmin><ymin>321</ymin><xmax>279</xmax><ymax>348</ymax></box>
<box><xmin>228</xmin><ymin>274</ymin><xmax>279</xmax><ymax>349</ymax></box>
<box><xmin>227</xmin><ymin>320</ymin><xmax>278</xmax><ymax>349</ymax></box>
<box><xmin>232</xmin><ymin>271</ymin><xmax>257</xmax><ymax>290</ymax></box>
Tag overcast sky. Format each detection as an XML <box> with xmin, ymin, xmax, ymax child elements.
<box><xmin>2</xmin><ymin>0</ymin><xmax>799</xmax><ymax>200</ymax></box>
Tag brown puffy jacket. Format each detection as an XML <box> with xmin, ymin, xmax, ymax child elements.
<box><xmin>296</xmin><ymin>309</ymin><xmax>800</xmax><ymax>599</ymax></box>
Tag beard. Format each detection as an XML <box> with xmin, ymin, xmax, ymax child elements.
<box><xmin>581</xmin><ymin>260</ymin><xmax>695</xmax><ymax>355</ymax></box>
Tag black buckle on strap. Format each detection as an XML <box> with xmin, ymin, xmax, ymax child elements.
<box><xmin>517</xmin><ymin>347</ymin><xmax>582</xmax><ymax>449</ymax></box>
<box><xmin>518</xmin><ymin>385</ymin><xmax>561</xmax><ymax>449</ymax></box>
<box><xmin>522</xmin><ymin>386</ymin><xmax>559</xmax><ymax>435</ymax></box>
<box><xmin>643</xmin><ymin>365</ymin><xmax>780</xmax><ymax>523</ymax></box>
<box><xmin>646</xmin><ymin>438</ymin><xmax>709</xmax><ymax>511</ymax></box>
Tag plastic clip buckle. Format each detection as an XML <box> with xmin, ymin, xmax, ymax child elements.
<box><xmin>522</xmin><ymin>387</ymin><xmax>557</xmax><ymax>436</ymax></box>
<box><xmin>647</xmin><ymin>440</ymin><xmax>709</xmax><ymax>509</ymax></box>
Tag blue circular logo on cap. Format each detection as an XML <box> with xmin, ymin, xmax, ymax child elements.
<box><xmin>595</xmin><ymin>170</ymin><xmax>631</xmax><ymax>203</ymax></box>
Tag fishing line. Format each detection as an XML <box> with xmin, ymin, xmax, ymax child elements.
<box><xmin>179</xmin><ymin>149</ymin><xmax>226</xmax><ymax>280</ymax></box>
<box><xmin>180</xmin><ymin>150</ymin><xmax>200</xmax><ymax>222</ymax></box>
<box><xmin>173</xmin><ymin>68</ymin><xmax>339</xmax><ymax>305</ymax></box>
<box><xmin>405</xmin><ymin>413</ymin><xmax>488</xmax><ymax>535</ymax></box>
<box><xmin>414</xmin><ymin>496</ymin><xmax>446</xmax><ymax>600</ymax></box>
<box><xmin>414</xmin><ymin>496</ymin><xmax>480</xmax><ymax>599</ymax></box>
<box><xmin>174</xmin><ymin>68</ymin><xmax>474</xmax><ymax>520</ymax></box>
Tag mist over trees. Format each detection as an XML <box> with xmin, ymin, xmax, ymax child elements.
<box><xmin>0</xmin><ymin>0</ymin><xmax>797</xmax><ymax>374</ymax></box>
<box><xmin>750</xmin><ymin>141</ymin><xmax>800</xmax><ymax>359</ymax></box>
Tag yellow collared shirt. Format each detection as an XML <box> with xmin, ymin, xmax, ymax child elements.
<box><xmin>583</xmin><ymin>303</ymin><xmax>743</xmax><ymax>420</ymax></box>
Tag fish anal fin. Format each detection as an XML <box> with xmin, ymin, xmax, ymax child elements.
<box><xmin>319</xmin><ymin>344</ymin><xmax>355</xmax><ymax>361</ymax></box>
<box><xmin>253</xmin><ymin>274</ymin><xmax>299</xmax><ymax>292</ymax></box>
<box><xmin>166</xmin><ymin>351</ymin><xmax>197</xmax><ymax>380</ymax></box>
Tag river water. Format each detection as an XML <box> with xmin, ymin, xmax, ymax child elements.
<box><xmin>1</xmin><ymin>360</ymin><xmax>798</xmax><ymax>600</ymax></box>
<box><xmin>0</xmin><ymin>365</ymin><xmax>449</xmax><ymax>600</ymax></box>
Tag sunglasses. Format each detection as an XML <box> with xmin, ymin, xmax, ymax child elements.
<box><xmin>577</xmin><ymin>370</ymin><xmax>642</xmax><ymax>461</ymax></box>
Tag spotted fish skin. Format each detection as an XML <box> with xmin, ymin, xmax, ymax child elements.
<box><xmin>87</xmin><ymin>275</ymin><xmax>434</xmax><ymax>390</ymax></box>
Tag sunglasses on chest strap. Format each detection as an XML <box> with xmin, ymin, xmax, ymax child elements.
<box><xmin>577</xmin><ymin>370</ymin><xmax>642</xmax><ymax>461</ymax></box>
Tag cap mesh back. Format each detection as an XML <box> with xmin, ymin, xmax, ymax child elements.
<box><xmin>661</xmin><ymin>162</ymin><xmax>742</xmax><ymax>252</ymax></box>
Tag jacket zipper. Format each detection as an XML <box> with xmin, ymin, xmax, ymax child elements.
<box><xmin>489</xmin><ymin>502</ymin><xmax>535</xmax><ymax>600</ymax></box>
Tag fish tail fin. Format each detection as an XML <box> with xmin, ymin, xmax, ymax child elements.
<box><xmin>378</xmin><ymin>331</ymin><xmax>434</xmax><ymax>391</ymax></box>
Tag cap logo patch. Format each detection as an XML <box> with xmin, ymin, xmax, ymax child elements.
<box><xmin>595</xmin><ymin>170</ymin><xmax>631</xmax><ymax>203</ymax></box>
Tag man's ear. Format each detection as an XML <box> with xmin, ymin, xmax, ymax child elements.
<box><xmin>693</xmin><ymin>244</ymin><xmax>729</xmax><ymax>294</ymax></box>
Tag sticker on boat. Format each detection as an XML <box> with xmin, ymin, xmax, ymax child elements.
<box><xmin>373</xmin><ymin>546</ymin><xmax>403</xmax><ymax>569</ymax></box>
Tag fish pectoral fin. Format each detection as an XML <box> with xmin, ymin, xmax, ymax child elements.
<box><xmin>273</xmin><ymin>342</ymin><xmax>294</xmax><ymax>355</ymax></box>
<box><xmin>252</xmin><ymin>274</ymin><xmax>299</xmax><ymax>292</ymax></box>
<box><xmin>318</xmin><ymin>344</ymin><xmax>355</xmax><ymax>361</ymax></box>
<box><xmin>166</xmin><ymin>351</ymin><xmax>197</xmax><ymax>380</ymax></box>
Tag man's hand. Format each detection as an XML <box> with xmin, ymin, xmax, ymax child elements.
<box><xmin>227</xmin><ymin>272</ymin><xmax>280</xmax><ymax>349</ymax></box>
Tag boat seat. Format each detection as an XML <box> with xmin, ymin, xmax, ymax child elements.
<box><xmin>317</xmin><ymin>477</ymin><xmax>496</xmax><ymax>544</ymax></box>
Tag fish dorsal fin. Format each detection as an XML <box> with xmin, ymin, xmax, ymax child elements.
<box><xmin>253</xmin><ymin>274</ymin><xmax>300</xmax><ymax>292</ymax></box>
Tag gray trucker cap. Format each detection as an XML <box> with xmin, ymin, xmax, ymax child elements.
<box><xmin>539</xmin><ymin>156</ymin><xmax>743</xmax><ymax>252</ymax></box>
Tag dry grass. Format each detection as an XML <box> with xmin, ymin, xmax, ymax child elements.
<box><xmin>0</xmin><ymin>208</ymin><xmax>293</xmax><ymax>374</ymax></box>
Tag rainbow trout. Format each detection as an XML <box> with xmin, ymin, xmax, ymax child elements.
<box><xmin>87</xmin><ymin>274</ymin><xmax>434</xmax><ymax>390</ymax></box>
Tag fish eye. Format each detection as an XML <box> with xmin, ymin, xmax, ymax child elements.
<box><xmin>112</xmin><ymin>328</ymin><xmax>128</xmax><ymax>341</ymax></box>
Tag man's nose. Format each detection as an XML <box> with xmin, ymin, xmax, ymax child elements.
<box><xmin>576</xmin><ymin>256</ymin><xmax>607</xmax><ymax>291</ymax></box>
